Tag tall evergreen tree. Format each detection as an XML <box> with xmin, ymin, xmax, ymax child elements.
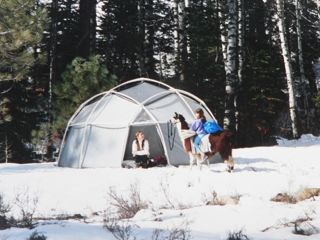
<box><xmin>52</xmin><ymin>55</ymin><xmax>118</xmax><ymax>136</ymax></box>
<box><xmin>79</xmin><ymin>0</ymin><xmax>97</xmax><ymax>58</ymax></box>
<box><xmin>97</xmin><ymin>0</ymin><xmax>140</xmax><ymax>80</ymax></box>
<box><xmin>0</xmin><ymin>0</ymin><xmax>47</xmax><ymax>162</ymax></box>
<box><xmin>0</xmin><ymin>0</ymin><xmax>46</xmax><ymax>82</ymax></box>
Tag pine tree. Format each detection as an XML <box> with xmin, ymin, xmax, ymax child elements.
<box><xmin>79</xmin><ymin>0</ymin><xmax>97</xmax><ymax>58</ymax></box>
<box><xmin>52</xmin><ymin>55</ymin><xmax>118</xmax><ymax>136</ymax></box>
<box><xmin>0</xmin><ymin>0</ymin><xmax>47</xmax><ymax>162</ymax></box>
<box><xmin>0</xmin><ymin>0</ymin><xmax>46</xmax><ymax>82</ymax></box>
<box><xmin>97</xmin><ymin>0</ymin><xmax>141</xmax><ymax>80</ymax></box>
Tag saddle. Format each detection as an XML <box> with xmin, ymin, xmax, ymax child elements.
<box><xmin>191</xmin><ymin>134</ymin><xmax>211</xmax><ymax>154</ymax></box>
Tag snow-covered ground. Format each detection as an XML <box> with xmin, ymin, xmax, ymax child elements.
<box><xmin>0</xmin><ymin>134</ymin><xmax>320</xmax><ymax>240</ymax></box>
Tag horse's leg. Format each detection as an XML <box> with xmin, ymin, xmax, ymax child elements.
<box><xmin>224</xmin><ymin>155</ymin><xmax>235</xmax><ymax>172</ymax></box>
<box><xmin>199</xmin><ymin>152</ymin><xmax>210</xmax><ymax>168</ymax></box>
<box><xmin>205</xmin><ymin>153</ymin><xmax>210</xmax><ymax>167</ymax></box>
<box><xmin>189</xmin><ymin>152</ymin><xmax>196</xmax><ymax>167</ymax></box>
<box><xmin>195</xmin><ymin>154</ymin><xmax>202</xmax><ymax>170</ymax></box>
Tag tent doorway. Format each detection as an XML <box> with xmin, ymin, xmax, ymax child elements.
<box><xmin>123</xmin><ymin>125</ymin><xmax>165</xmax><ymax>161</ymax></box>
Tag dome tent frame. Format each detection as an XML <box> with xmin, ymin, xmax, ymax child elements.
<box><xmin>57</xmin><ymin>78</ymin><xmax>216</xmax><ymax>168</ymax></box>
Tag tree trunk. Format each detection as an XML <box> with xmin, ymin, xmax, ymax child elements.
<box><xmin>223</xmin><ymin>0</ymin><xmax>238</xmax><ymax>132</ymax></box>
<box><xmin>276</xmin><ymin>0</ymin><xmax>300</xmax><ymax>138</ymax></box>
<box><xmin>137</xmin><ymin>0</ymin><xmax>146</xmax><ymax>76</ymax></box>
<box><xmin>217</xmin><ymin>0</ymin><xmax>228</xmax><ymax>74</ymax></box>
<box><xmin>48</xmin><ymin>0</ymin><xmax>58</xmax><ymax>149</ymax></box>
<box><xmin>237</xmin><ymin>0</ymin><xmax>244</xmax><ymax>85</ymax></box>
<box><xmin>295</xmin><ymin>0</ymin><xmax>310</xmax><ymax>129</ymax></box>
<box><xmin>175</xmin><ymin>0</ymin><xmax>188</xmax><ymax>83</ymax></box>
<box><xmin>5</xmin><ymin>133</ymin><xmax>8</xmax><ymax>164</ymax></box>
<box><xmin>79</xmin><ymin>0</ymin><xmax>96</xmax><ymax>58</ymax></box>
<box><xmin>144</xmin><ymin>0</ymin><xmax>155</xmax><ymax>78</ymax></box>
<box><xmin>236</xmin><ymin>0</ymin><xmax>244</xmax><ymax>133</ymax></box>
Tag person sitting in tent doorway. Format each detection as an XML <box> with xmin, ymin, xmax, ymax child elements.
<box><xmin>190</xmin><ymin>108</ymin><xmax>207</xmax><ymax>153</ymax></box>
<box><xmin>132</xmin><ymin>130</ymin><xmax>150</xmax><ymax>168</ymax></box>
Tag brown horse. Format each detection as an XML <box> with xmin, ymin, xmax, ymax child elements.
<box><xmin>172</xmin><ymin>112</ymin><xmax>235</xmax><ymax>172</ymax></box>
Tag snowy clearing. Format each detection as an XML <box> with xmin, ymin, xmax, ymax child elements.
<box><xmin>0</xmin><ymin>134</ymin><xmax>320</xmax><ymax>240</ymax></box>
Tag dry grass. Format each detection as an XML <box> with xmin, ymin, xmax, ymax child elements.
<box><xmin>262</xmin><ymin>211</ymin><xmax>319</xmax><ymax>236</ymax></box>
<box><xmin>226</xmin><ymin>230</ymin><xmax>250</xmax><ymax>240</ymax></box>
<box><xmin>205</xmin><ymin>191</ymin><xmax>241</xmax><ymax>206</ymax></box>
<box><xmin>103</xmin><ymin>216</ymin><xmax>136</xmax><ymax>240</ymax></box>
<box><xmin>296</xmin><ymin>188</ymin><xmax>320</xmax><ymax>202</ymax></box>
<box><xmin>271</xmin><ymin>193</ymin><xmax>297</xmax><ymax>204</ymax></box>
<box><xmin>293</xmin><ymin>217</ymin><xmax>320</xmax><ymax>236</ymax></box>
<box><xmin>151</xmin><ymin>221</ymin><xmax>191</xmax><ymax>240</ymax></box>
<box><xmin>271</xmin><ymin>188</ymin><xmax>320</xmax><ymax>204</ymax></box>
<box><xmin>107</xmin><ymin>183</ymin><xmax>148</xmax><ymax>219</ymax></box>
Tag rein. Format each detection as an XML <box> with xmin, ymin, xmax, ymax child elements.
<box><xmin>167</xmin><ymin>120</ymin><xmax>176</xmax><ymax>150</ymax></box>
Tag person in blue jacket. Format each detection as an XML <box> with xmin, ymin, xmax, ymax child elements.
<box><xmin>190</xmin><ymin>108</ymin><xmax>207</xmax><ymax>152</ymax></box>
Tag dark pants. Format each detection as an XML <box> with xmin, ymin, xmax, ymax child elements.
<box><xmin>135</xmin><ymin>155</ymin><xmax>149</xmax><ymax>168</ymax></box>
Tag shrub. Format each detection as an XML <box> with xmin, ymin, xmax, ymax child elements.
<box><xmin>107</xmin><ymin>184</ymin><xmax>147</xmax><ymax>219</ymax></box>
<box><xmin>103</xmin><ymin>216</ymin><xmax>136</xmax><ymax>240</ymax></box>
<box><xmin>226</xmin><ymin>230</ymin><xmax>250</xmax><ymax>240</ymax></box>
<box><xmin>292</xmin><ymin>217</ymin><xmax>319</xmax><ymax>236</ymax></box>
<box><xmin>14</xmin><ymin>191</ymin><xmax>39</xmax><ymax>228</ymax></box>
<box><xmin>27</xmin><ymin>231</ymin><xmax>47</xmax><ymax>240</ymax></box>
<box><xmin>0</xmin><ymin>194</ymin><xmax>11</xmax><ymax>230</ymax></box>
<box><xmin>151</xmin><ymin>224</ymin><xmax>191</xmax><ymax>240</ymax></box>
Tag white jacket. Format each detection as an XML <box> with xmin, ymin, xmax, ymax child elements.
<box><xmin>132</xmin><ymin>139</ymin><xmax>150</xmax><ymax>157</ymax></box>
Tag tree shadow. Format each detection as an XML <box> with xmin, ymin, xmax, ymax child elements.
<box><xmin>235</xmin><ymin>157</ymin><xmax>274</xmax><ymax>165</ymax></box>
<box><xmin>233</xmin><ymin>166</ymin><xmax>276</xmax><ymax>173</ymax></box>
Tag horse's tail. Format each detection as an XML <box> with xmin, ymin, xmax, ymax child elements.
<box><xmin>219</xmin><ymin>131</ymin><xmax>233</xmax><ymax>158</ymax></box>
<box><xmin>220</xmin><ymin>131</ymin><xmax>234</xmax><ymax>172</ymax></box>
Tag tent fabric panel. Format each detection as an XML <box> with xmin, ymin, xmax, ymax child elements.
<box><xmin>133</xmin><ymin>109</ymin><xmax>154</xmax><ymax>124</ymax></box>
<box><xmin>71</xmin><ymin>99</ymin><xmax>100</xmax><ymax>124</ymax></box>
<box><xmin>145</xmin><ymin>93</ymin><xmax>194</xmax><ymax>123</ymax></box>
<box><xmin>159</xmin><ymin>123</ymin><xmax>189</xmax><ymax>166</ymax></box>
<box><xmin>87</xmin><ymin>94</ymin><xmax>112</xmax><ymax>123</ymax></box>
<box><xmin>123</xmin><ymin>125</ymin><xmax>165</xmax><ymax>160</ymax></box>
<box><xmin>82</xmin><ymin>126</ymin><xmax>127</xmax><ymax>168</ymax></box>
<box><xmin>90</xmin><ymin>94</ymin><xmax>140</xmax><ymax>125</ymax></box>
<box><xmin>119</xmin><ymin>82</ymin><xmax>167</xmax><ymax>102</ymax></box>
<box><xmin>58</xmin><ymin>126</ymin><xmax>85</xmax><ymax>167</ymax></box>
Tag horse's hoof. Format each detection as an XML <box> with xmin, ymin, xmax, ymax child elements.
<box><xmin>227</xmin><ymin>166</ymin><xmax>234</xmax><ymax>173</ymax></box>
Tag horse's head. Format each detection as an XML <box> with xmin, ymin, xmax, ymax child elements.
<box><xmin>172</xmin><ymin>112</ymin><xmax>186</xmax><ymax>124</ymax></box>
<box><xmin>171</xmin><ymin>112</ymin><xmax>189</xmax><ymax>130</ymax></box>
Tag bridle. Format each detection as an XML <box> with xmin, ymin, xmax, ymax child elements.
<box><xmin>167</xmin><ymin>118</ymin><xmax>177</xmax><ymax>151</ymax></box>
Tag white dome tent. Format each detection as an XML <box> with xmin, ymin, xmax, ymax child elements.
<box><xmin>57</xmin><ymin>78</ymin><xmax>217</xmax><ymax>168</ymax></box>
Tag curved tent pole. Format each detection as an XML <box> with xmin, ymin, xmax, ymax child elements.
<box><xmin>141</xmin><ymin>89</ymin><xmax>175</xmax><ymax>105</ymax></box>
<box><xmin>110</xmin><ymin>77</ymin><xmax>174</xmax><ymax>92</ymax></box>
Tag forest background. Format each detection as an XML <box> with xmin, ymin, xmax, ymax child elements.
<box><xmin>0</xmin><ymin>0</ymin><xmax>320</xmax><ymax>163</ymax></box>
